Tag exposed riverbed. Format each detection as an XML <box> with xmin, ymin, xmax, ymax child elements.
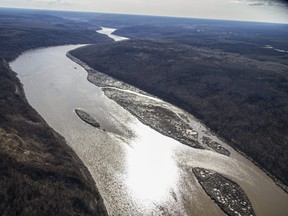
<box><xmin>10</xmin><ymin>28</ymin><xmax>288</xmax><ymax>215</ymax></box>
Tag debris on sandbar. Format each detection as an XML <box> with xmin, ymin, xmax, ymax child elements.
<box><xmin>193</xmin><ymin>167</ymin><xmax>255</xmax><ymax>216</ymax></box>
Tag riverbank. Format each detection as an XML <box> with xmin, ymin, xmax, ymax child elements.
<box><xmin>0</xmin><ymin>10</ymin><xmax>110</xmax><ymax>215</ymax></box>
<box><xmin>1</xmin><ymin>59</ymin><xmax>108</xmax><ymax>215</ymax></box>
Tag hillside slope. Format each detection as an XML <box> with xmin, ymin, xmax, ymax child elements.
<box><xmin>0</xmin><ymin>60</ymin><xmax>107</xmax><ymax>215</ymax></box>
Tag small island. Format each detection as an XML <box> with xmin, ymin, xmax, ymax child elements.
<box><xmin>75</xmin><ymin>109</ymin><xmax>100</xmax><ymax>128</ymax></box>
<box><xmin>193</xmin><ymin>167</ymin><xmax>255</xmax><ymax>216</ymax></box>
<box><xmin>202</xmin><ymin>136</ymin><xmax>230</xmax><ymax>156</ymax></box>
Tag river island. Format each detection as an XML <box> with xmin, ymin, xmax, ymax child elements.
<box><xmin>75</xmin><ymin>109</ymin><xmax>100</xmax><ymax>128</ymax></box>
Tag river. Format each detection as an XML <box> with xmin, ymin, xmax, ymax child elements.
<box><xmin>10</xmin><ymin>28</ymin><xmax>288</xmax><ymax>215</ymax></box>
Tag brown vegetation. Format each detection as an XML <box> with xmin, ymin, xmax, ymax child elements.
<box><xmin>193</xmin><ymin>167</ymin><xmax>255</xmax><ymax>216</ymax></box>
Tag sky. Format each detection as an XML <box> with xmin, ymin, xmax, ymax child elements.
<box><xmin>0</xmin><ymin>0</ymin><xmax>288</xmax><ymax>23</ymax></box>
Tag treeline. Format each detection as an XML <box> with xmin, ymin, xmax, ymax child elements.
<box><xmin>115</xmin><ymin>22</ymin><xmax>288</xmax><ymax>66</ymax></box>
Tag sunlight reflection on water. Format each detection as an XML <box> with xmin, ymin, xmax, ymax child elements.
<box><xmin>126</xmin><ymin>122</ymin><xmax>179</xmax><ymax>202</ymax></box>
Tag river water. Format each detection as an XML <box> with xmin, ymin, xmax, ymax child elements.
<box><xmin>10</xmin><ymin>28</ymin><xmax>288</xmax><ymax>215</ymax></box>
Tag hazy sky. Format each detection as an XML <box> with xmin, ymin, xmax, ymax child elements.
<box><xmin>1</xmin><ymin>0</ymin><xmax>288</xmax><ymax>23</ymax></box>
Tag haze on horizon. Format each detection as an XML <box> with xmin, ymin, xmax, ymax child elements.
<box><xmin>1</xmin><ymin>0</ymin><xmax>288</xmax><ymax>24</ymax></box>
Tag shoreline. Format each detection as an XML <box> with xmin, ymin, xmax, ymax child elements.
<box><xmin>67</xmin><ymin>52</ymin><xmax>203</xmax><ymax>150</ymax></box>
<box><xmin>67</xmin><ymin>51</ymin><xmax>288</xmax><ymax>194</ymax></box>
<box><xmin>5</xmin><ymin>55</ymin><xmax>108</xmax><ymax>215</ymax></box>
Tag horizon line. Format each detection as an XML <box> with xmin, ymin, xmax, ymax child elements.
<box><xmin>1</xmin><ymin>6</ymin><xmax>288</xmax><ymax>25</ymax></box>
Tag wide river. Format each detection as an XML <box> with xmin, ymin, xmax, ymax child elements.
<box><xmin>10</xmin><ymin>28</ymin><xmax>288</xmax><ymax>215</ymax></box>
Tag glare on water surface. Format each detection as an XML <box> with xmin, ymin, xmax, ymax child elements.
<box><xmin>126</xmin><ymin>122</ymin><xmax>179</xmax><ymax>202</ymax></box>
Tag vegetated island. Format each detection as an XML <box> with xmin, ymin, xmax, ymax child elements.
<box><xmin>0</xmin><ymin>9</ymin><xmax>109</xmax><ymax>215</ymax></box>
<box><xmin>75</xmin><ymin>109</ymin><xmax>100</xmax><ymax>128</ymax></box>
<box><xmin>193</xmin><ymin>167</ymin><xmax>255</xmax><ymax>216</ymax></box>
<box><xmin>102</xmin><ymin>88</ymin><xmax>202</xmax><ymax>149</ymax></box>
<box><xmin>202</xmin><ymin>136</ymin><xmax>230</xmax><ymax>156</ymax></box>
